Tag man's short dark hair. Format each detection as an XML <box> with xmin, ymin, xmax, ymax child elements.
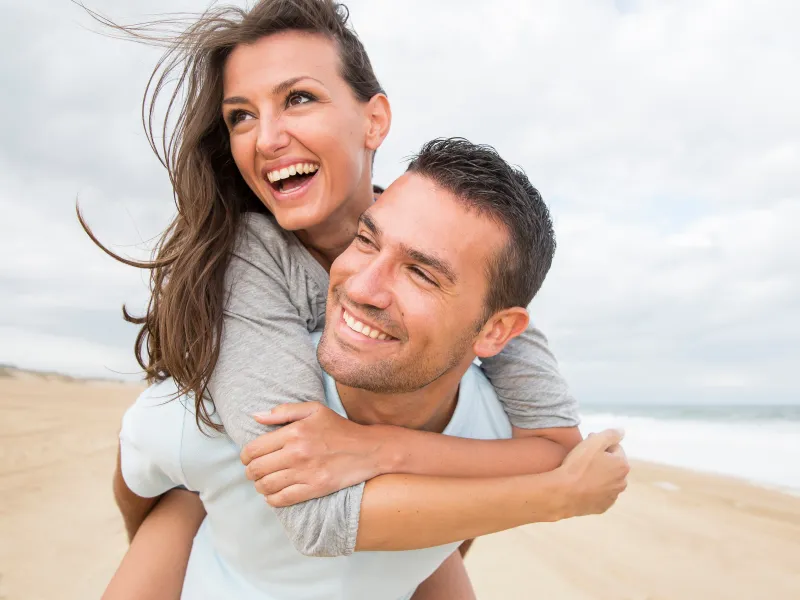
<box><xmin>406</xmin><ymin>137</ymin><xmax>556</xmax><ymax>317</ymax></box>
<box><xmin>372</xmin><ymin>184</ymin><xmax>385</xmax><ymax>195</ymax></box>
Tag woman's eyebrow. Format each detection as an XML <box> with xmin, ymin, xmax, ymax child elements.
<box><xmin>222</xmin><ymin>76</ymin><xmax>326</xmax><ymax>106</ymax></box>
<box><xmin>271</xmin><ymin>75</ymin><xmax>325</xmax><ymax>96</ymax></box>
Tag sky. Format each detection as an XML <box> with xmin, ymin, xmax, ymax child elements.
<box><xmin>1</xmin><ymin>0</ymin><xmax>798</xmax><ymax>405</ymax></box>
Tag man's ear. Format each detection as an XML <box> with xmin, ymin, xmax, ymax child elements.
<box><xmin>473</xmin><ymin>307</ymin><xmax>530</xmax><ymax>359</ymax></box>
<box><xmin>365</xmin><ymin>93</ymin><xmax>391</xmax><ymax>151</ymax></box>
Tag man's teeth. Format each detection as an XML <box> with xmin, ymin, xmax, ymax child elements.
<box><xmin>267</xmin><ymin>163</ymin><xmax>319</xmax><ymax>183</ymax></box>
<box><xmin>343</xmin><ymin>310</ymin><xmax>389</xmax><ymax>341</ymax></box>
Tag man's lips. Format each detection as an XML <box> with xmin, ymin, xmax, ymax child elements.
<box><xmin>338</xmin><ymin>307</ymin><xmax>398</xmax><ymax>342</ymax></box>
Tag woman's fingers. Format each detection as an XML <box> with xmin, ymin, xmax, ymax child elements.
<box><xmin>245</xmin><ymin>450</ymin><xmax>294</xmax><ymax>481</ymax></box>
<box><xmin>254</xmin><ymin>469</ymin><xmax>300</xmax><ymax>497</ymax></box>
<box><xmin>252</xmin><ymin>402</ymin><xmax>321</xmax><ymax>425</ymax></box>
<box><xmin>240</xmin><ymin>428</ymin><xmax>288</xmax><ymax>465</ymax></box>
<box><xmin>265</xmin><ymin>483</ymin><xmax>317</xmax><ymax>508</ymax></box>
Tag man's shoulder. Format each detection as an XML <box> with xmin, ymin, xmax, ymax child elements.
<box><xmin>448</xmin><ymin>365</ymin><xmax>512</xmax><ymax>440</ymax></box>
<box><xmin>124</xmin><ymin>379</ymin><xmax>191</xmax><ymax>435</ymax></box>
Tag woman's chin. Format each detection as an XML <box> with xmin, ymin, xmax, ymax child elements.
<box><xmin>270</xmin><ymin>206</ymin><xmax>329</xmax><ymax>232</ymax></box>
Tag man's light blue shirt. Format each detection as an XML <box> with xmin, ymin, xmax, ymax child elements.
<box><xmin>120</xmin><ymin>342</ymin><xmax>512</xmax><ymax>600</ymax></box>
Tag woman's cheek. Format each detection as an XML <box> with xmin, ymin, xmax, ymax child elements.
<box><xmin>229</xmin><ymin>137</ymin><xmax>253</xmax><ymax>178</ymax></box>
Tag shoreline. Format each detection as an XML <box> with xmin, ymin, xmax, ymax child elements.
<box><xmin>2</xmin><ymin>375</ymin><xmax>799</xmax><ymax>599</ymax></box>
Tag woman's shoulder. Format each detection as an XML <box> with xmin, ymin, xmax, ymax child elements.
<box><xmin>234</xmin><ymin>211</ymin><xmax>329</xmax><ymax>290</ymax></box>
<box><xmin>238</xmin><ymin>211</ymin><xmax>290</xmax><ymax>250</ymax></box>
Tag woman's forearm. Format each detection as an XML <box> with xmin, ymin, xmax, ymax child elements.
<box><xmin>355</xmin><ymin>471</ymin><xmax>565</xmax><ymax>551</ymax></box>
<box><xmin>356</xmin><ymin>429</ymin><xmax>629</xmax><ymax>552</ymax></box>
<box><xmin>103</xmin><ymin>489</ymin><xmax>206</xmax><ymax>600</ymax></box>
<box><xmin>375</xmin><ymin>426</ymin><xmax>568</xmax><ymax>478</ymax></box>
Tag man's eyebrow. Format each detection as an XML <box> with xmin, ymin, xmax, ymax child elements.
<box><xmin>402</xmin><ymin>245</ymin><xmax>458</xmax><ymax>285</ymax></box>
<box><xmin>359</xmin><ymin>212</ymin><xmax>381</xmax><ymax>236</ymax></box>
<box><xmin>222</xmin><ymin>76</ymin><xmax>325</xmax><ymax>106</ymax></box>
<box><xmin>359</xmin><ymin>211</ymin><xmax>457</xmax><ymax>284</ymax></box>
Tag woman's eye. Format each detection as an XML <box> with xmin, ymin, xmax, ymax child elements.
<box><xmin>226</xmin><ymin>110</ymin><xmax>252</xmax><ymax>127</ymax></box>
<box><xmin>286</xmin><ymin>91</ymin><xmax>315</xmax><ymax>108</ymax></box>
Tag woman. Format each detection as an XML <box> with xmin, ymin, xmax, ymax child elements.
<box><xmin>86</xmin><ymin>0</ymin><xmax>625</xmax><ymax>598</ymax></box>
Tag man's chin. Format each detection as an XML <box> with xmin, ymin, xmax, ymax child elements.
<box><xmin>318</xmin><ymin>337</ymin><xmax>394</xmax><ymax>393</ymax></box>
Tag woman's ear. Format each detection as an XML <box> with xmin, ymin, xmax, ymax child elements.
<box><xmin>365</xmin><ymin>93</ymin><xmax>391</xmax><ymax>151</ymax></box>
<box><xmin>473</xmin><ymin>307</ymin><xmax>530</xmax><ymax>359</ymax></box>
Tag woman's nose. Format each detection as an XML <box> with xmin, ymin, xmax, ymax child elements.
<box><xmin>255</xmin><ymin>116</ymin><xmax>290</xmax><ymax>157</ymax></box>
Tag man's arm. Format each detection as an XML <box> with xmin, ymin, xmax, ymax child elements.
<box><xmin>411</xmin><ymin>551</ymin><xmax>476</xmax><ymax>600</ymax></box>
<box><xmin>103</xmin><ymin>489</ymin><xmax>205</xmax><ymax>600</ymax></box>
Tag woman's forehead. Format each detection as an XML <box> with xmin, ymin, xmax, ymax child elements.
<box><xmin>224</xmin><ymin>31</ymin><xmax>341</xmax><ymax>88</ymax></box>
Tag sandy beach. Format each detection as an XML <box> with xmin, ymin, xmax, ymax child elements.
<box><xmin>1</xmin><ymin>373</ymin><xmax>799</xmax><ymax>600</ymax></box>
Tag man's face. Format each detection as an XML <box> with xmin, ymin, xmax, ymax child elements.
<box><xmin>317</xmin><ymin>172</ymin><xmax>508</xmax><ymax>393</ymax></box>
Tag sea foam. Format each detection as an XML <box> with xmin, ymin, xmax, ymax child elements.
<box><xmin>580</xmin><ymin>411</ymin><xmax>800</xmax><ymax>494</ymax></box>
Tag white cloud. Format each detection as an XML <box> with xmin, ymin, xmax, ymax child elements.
<box><xmin>1</xmin><ymin>0</ymin><xmax>797</xmax><ymax>405</ymax></box>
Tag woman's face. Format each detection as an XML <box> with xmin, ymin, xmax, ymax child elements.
<box><xmin>222</xmin><ymin>31</ymin><xmax>389</xmax><ymax>232</ymax></box>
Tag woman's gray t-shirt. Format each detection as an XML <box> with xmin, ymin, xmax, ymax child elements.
<box><xmin>208</xmin><ymin>213</ymin><xmax>579</xmax><ymax>557</ymax></box>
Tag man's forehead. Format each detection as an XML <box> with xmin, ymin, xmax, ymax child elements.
<box><xmin>364</xmin><ymin>173</ymin><xmax>506</xmax><ymax>281</ymax></box>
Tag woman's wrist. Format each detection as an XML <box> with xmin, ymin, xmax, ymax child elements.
<box><xmin>370</xmin><ymin>424</ymin><xmax>409</xmax><ymax>476</ymax></box>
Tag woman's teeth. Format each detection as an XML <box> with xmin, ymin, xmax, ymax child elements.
<box><xmin>266</xmin><ymin>163</ymin><xmax>319</xmax><ymax>183</ymax></box>
<box><xmin>343</xmin><ymin>310</ymin><xmax>389</xmax><ymax>341</ymax></box>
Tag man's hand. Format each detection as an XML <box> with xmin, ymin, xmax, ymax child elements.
<box><xmin>553</xmin><ymin>429</ymin><xmax>630</xmax><ymax>519</ymax></box>
<box><xmin>240</xmin><ymin>402</ymin><xmax>383</xmax><ymax>507</ymax></box>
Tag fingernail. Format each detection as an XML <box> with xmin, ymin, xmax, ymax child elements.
<box><xmin>253</xmin><ymin>412</ymin><xmax>271</xmax><ymax>419</ymax></box>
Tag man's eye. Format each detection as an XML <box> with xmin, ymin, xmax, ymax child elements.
<box><xmin>410</xmin><ymin>267</ymin><xmax>437</xmax><ymax>286</ymax></box>
<box><xmin>355</xmin><ymin>234</ymin><xmax>374</xmax><ymax>247</ymax></box>
<box><xmin>286</xmin><ymin>91</ymin><xmax>316</xmax><ymax>108</ymax></box>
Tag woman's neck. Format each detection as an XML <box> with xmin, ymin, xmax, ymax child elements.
<box><xmin>295</xmin><ymin>184</ymin><xmax>374</xmax><ymax>271</ymax></box>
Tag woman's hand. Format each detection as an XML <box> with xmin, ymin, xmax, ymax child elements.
<box><xmin>240</xmin><ymin>402</ymin><xmax>385</xmax><ymax>507</ymax></box>
<box><xmin>553</xmin><ymin>429</ymin><xmax>630</xmax><ymax>518</ymax></box>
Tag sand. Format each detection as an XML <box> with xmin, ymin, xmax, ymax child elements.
<box><xmin>2</xmin><ymin>373</ymin><xmax>799</xmax><ymax>600</ymax></box>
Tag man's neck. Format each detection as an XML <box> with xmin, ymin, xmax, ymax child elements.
<box><xmin>334</xmin><ymin>356</ymin><xmax>474</xmax><ymax>434</ymax></box>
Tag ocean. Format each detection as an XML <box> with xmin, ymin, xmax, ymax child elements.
<box><xmin>579</xmin><ymin>404</ymin><xmax>800</xmax><ymax>495</ymax></box>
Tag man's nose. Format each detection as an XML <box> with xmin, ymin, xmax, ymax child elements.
<box><xmin>344</xmin><ymin>260</ymin><xmax>393</xmax><ymax>311</ymax></box>
<box><xmin>255</xmin><ymin>115</ymin><xmax>290</xmax><ymax>157</ymax></box>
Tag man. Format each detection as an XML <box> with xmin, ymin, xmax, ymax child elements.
<box><xmin>113</xmin><ymin>139</ymin><xmax>628</xmax><ymax>599</ymax></box>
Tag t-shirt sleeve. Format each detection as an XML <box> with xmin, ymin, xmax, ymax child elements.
<box><xmin>208</xmin><ymin>214</ymin><xmax>327</xmax><ymax>447</ymax></box>
<box><xmin>479</xmin><ymin>319</ymin><xmax>580</xmax><ymax>429</ymax></box>
<box><xmin>208</xmin><ymin>214</ymin><xmax>362</xmax><ymax>557</ymax></box>
<box><xmin>118</xmin><ymin>384</ymin><xmax>186</xmax><ymax>498</ymax></box>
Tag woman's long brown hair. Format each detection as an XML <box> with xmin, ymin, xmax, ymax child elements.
<box><xmin>78</xmin><ymin>0</ymin><xmax>384</xmax><ymax>431</ymax></box>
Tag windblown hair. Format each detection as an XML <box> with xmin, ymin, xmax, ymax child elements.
<box><xmin>406</xmin><ymin>138</ymin><xmax>556</xmax><ymax>319</ymax></box>
<box><xmin>78</xmin><ymin>0</ymin><xmax>384</xmax><ymax>431</ymax></box>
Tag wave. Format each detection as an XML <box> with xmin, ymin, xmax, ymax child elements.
<box><xmin>579</xmin><ymin>412</ymin><xmax>800</xmax><ymax>493</ymax></box>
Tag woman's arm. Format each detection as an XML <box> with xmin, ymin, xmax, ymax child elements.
<box><xmin>207</xmin><ymin>214</ymin><xmax>371</xmax><ymax>557</ymax></box>
<box><xmin>241</xmin><ymin>428</ymin><xmax>627</xmax><ymax>553</ymax></box>
<box><xmin>242</xmin><ymin>402</ymin><xmax>573</xmax><ymax>507</ymax></box>
<box><xmin>480</xmin><ymin>320</ymin><xmax>581</xmax><ymax>431</ymax></box>
<box><xmin>354</xmin><ymin>430</ymin><xmax>628</xmax><ymax>551</ymax></box>
<box><xmin>103</xmin><ymin>489</ymin><xmax>206</xmax><ymax>600</ymax></box>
